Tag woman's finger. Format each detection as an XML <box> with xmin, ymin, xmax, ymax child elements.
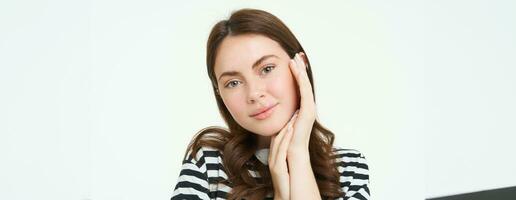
<box><xmin>295</xmin><ymin>53</ymin><xmax>315</xmax><ymax>113</ymax></box>
<box><xmin>277</xmin><ymin>113</ymin><xmax>299</xmax><ymax>160</ymax></box>
<box><xmin>290</xmin><ymin>53</ymin><xmax>316</xmax><ymax>127</ymax></box>
<box><xmin>269</xmin><ymin>111</ymin><xmax>298</xmax><ymax>164</ymax></box>
<box><xmin>269</xmin><ymin>128</ymin><xmax>285</xmax><ymax>166</ymax></box>
<box><xmin>290</xmin><ymin>53</ymin><xmax>314</xmax><ymax>111</ymax></box>
<box><xmin>269</xmin><ymin>112</ymin><xmax>296</xmax><ymax>164</ymax></box>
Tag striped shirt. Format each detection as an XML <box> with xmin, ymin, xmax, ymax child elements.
<box><xmin>171</xmin><ymin>146</ymin><xmax>370</xmax><ymax>200</ymax></box>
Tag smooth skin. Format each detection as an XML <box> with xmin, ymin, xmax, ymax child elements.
<box><xmin>269</xmin><ymin>52</ymin><xmax>321</xmax><ymax>200</ymax></box>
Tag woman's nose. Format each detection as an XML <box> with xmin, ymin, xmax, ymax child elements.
<box><xmin>247</xmin><ymin>91</ymin><xmax>265</xmax><ymax>104</ymax></box>
<box><xmin>247</xmin><ymin>81</ymin><xmax>266</xmax><ymax>104</ymax></box>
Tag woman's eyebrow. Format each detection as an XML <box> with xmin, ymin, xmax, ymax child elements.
<box><xmin>218</xmin><ymin>54</ymin><xmax>278</xmax><ymax>81</ymax></box>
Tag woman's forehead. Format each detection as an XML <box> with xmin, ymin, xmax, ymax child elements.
<box><xmin>214</xmin><ymin>34</ymin><xmax>287</xmax><ymax>74</ymax></box>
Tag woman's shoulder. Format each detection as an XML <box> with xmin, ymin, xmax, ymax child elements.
<box><xmin>184</xmin><ymin>145</ymin><xmax>224</xmax><ymax>166</ymax></box>
<box><xmin>331</xmin><ymin>146</ymin><xmax>369</xmax><ymax>174</ymax></box>
<box><xmin>183</xmin><ymin>126</ymin><xmax>229</xmax><ymax>164</ymax></box>
<box><xmin>332</xmin><ymin>146</ymin><xmax>370</xmax><ymax>198</ymax></box>
<box><xmin>331</xmin><ymin>147</ymin><xmax>367</xmax><ymax>161</ymax></box>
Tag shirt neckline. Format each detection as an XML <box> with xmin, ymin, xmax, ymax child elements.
<box><xmin>254</xmin><ymin>148</ymin><xmax>269</xmax><ymax>165</ymax></box>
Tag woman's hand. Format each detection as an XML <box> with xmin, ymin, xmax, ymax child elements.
<box><xmin>268</xmin><ymin>110</ymin><xmax>299</xmax><ymax>200</ymax></box>
<box><xmin>287</xmin><ymin>52</ymin><xmax>317</xmax><ymax>155</ymax></box>
<box><xmin>269</xmin><ymin>52</ymin><xmax>318</xmax><ymax>200</ymax></box>
<box><xmin>283</xmin><ymin>52</ymin><xmax>322</xmax><ymax>200</ymax></box>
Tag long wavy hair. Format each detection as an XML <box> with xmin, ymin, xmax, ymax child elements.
<box><xmin>185</xmin><ymin>8</ymin><xmax>344</xmax><ymax>199</ymax></box>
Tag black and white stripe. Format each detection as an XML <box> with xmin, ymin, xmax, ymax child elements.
<box><xmin>171</xmin><ymin>146</ymin><xmax>370</xmax><ymax>200</ymax></box>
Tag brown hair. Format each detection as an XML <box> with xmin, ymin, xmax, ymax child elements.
<box><xmin>185</xmin><ymin>8</ymin><xmax>343</xmax><ymax>199</ymax></box>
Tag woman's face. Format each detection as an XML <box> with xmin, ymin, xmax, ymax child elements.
<box><xmin>214</xmin><ymin>34</ymin><xmax>299</xmax><ymax>137</ymax></box>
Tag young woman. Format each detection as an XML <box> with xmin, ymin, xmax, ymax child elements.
<box><xmin>171</xmin><ymin>9</ymin><xmax>370</xmax><ymax>200</ymax></box>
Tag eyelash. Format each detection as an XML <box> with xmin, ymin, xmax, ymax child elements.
<box><xmin>261</xmin><ymin>65</ymin><xmax>275</xmax><ymax>75</ymax></box>
<box><xmin>224</xmin><ymin>65</ymin><xmax>276</xmax><ymax>88</ymax></box>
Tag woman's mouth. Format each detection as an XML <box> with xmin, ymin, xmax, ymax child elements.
<box><xmin>250</xmin><ymin>103</ymin><xmax>278</xmax><ymax>120</ymax></box>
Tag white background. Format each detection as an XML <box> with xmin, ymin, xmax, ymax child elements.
<box><xmin>1</xmin><ymin>1</ymin><xmax>514</xmax><ymax>200</ymax></box>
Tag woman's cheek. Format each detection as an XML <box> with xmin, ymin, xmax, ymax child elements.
<box><xmin>274</xmin><ymin>72</ymin><xmax>299</xmax><ymax>110</ymax></box>
<box><xmin>267</xmin><ymin>76</ymin><xmax>284</xmax><ymax>94</ymax></box>
<box><xmin>270</xmin><ymin>72</ymin><xmax>295</xmax><ymax>98</ymax></box>
<box><xmin>224</xmin><ymin>93</ymin><xmax>247</xmax><ymax>119</ymax></box>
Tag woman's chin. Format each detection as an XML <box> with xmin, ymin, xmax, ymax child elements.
<box><xmin>249</xmin><ymin>124</ymin><xmax>285</xmax><ymax>137</ymax></box>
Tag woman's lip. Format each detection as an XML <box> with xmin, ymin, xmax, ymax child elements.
<box><xmin>251</xmin><ymin>104</ymin><xmax>278</xmax><ymax>119</ymax></box>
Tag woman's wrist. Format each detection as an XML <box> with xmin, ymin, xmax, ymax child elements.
<box><xmin>287</xmin><ymin>147</ymin><xmax>310</xmax><ymax>162</ymax></box>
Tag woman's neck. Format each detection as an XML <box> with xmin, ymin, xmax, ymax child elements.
<box><xmin>256</xmin><ymin>135</ymin><xmax>271</xmax><ymax>149</ymax></box>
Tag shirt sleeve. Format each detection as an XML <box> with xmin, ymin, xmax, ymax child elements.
<box><xmin>336</xmin><ymin>149</ymin><xmax>370</xmax><ymax>200</ymax></box>
<box><xmin>171</xmin><ymin>149</ymin><xmax>211</xmax><ymax>200</ymax></box>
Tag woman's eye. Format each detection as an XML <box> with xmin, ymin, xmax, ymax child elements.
<box><xmin>225</xmin><ymin>80</ymin><xmax>241</xmax><ymax>88</ymax></box>
<box><xmin>261</xmin><ymin>65</ymin><xmax>275</xmax><ymax>75</ymax></box>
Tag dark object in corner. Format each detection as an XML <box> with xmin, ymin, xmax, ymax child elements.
<box><xmin>427</xmin><ymin>186</ymin><xmax>516</xmax><ymax>200</ymax></box>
